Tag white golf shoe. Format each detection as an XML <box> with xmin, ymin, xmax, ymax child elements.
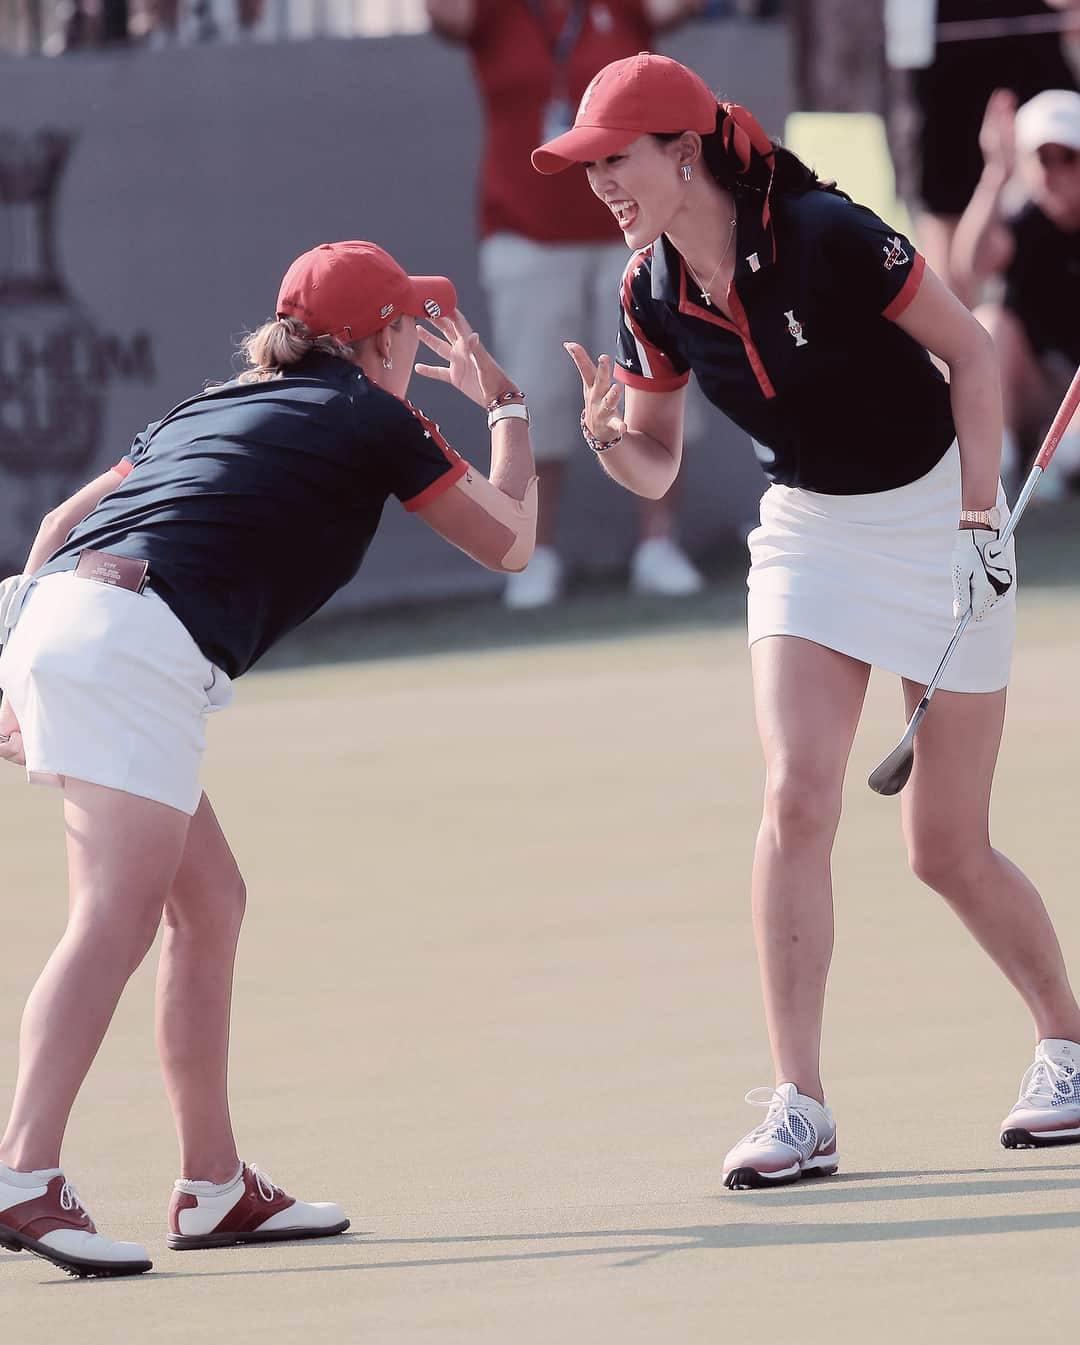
<box><xmin>168</xmin><ymin>1161</ymin><xmax>349</xmax><ymax>1249</ymax></box>
<box><xmin>723</xmin><ymin>1083</ymin><xmax>839</xmax><ymax>1190</ymax></box>
<box><xmin>0</xmin><ymin>1167</ymin><xmax>151</xmax><ymax>1278</ymax></box>
<box><xmin>629</xmin><ymin>536</ymin><xmax>705</xmax><ymax>596</ymax></box>
<box><xmin>503</xmin><ymin>544</ymin><xmax>563</xmax><ymax>609</ymax></box>
<box><xmin>1001</xmin><ymin>1039</ymin><xmax>1080</xmax><ymax>1148</ymax></box>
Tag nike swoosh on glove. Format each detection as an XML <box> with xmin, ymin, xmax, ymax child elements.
<box><xmin>951</xmin><ymin>528</ymin><xmax>1015</xmax><ymax>622</ymax></box>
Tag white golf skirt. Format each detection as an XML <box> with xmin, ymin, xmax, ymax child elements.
<box><xmin>0</xmin><ymin>572</ymin><xmax>232</xmax><ymax>814</ymax></box>
<box><xmin>746</xmin><ymin>443</ymin><xmax>1015</xmax><ymax>692</ymax></box>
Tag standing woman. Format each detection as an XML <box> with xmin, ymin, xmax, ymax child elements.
<box><xmin>0</xmin><ymin>240</ymin><xmax>536</xmax><ymax>1275</ymax></box>
<box><xmin>533</xmin><ymin>53</ymin><xmax>1080</xmax><ymax>1187</ymax></box>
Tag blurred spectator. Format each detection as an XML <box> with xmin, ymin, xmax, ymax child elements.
<box><xmin>951</xmin><ymin>87</ymin><xmax>1080</xmax><ymax>493</ymax></box>
<box><xmin>901</xmin><ymin>0</ymin><xmax>1078</xmax><ymax>294</ymax></box>
<box><xmin>426</xmin><ymin>0</ymin><xmax>708</xmax><ymax>608</ymax></box>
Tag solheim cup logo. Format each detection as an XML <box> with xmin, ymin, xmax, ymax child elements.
<box><xmin>0</xmin><ymin>129</ymin><xmax>154</xmax><ymax>570</ymax></box>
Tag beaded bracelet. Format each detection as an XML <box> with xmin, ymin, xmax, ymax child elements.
<box><xmin>485</xmin><ymin>389</ymin><xmax>526</xmax><ymax>412</ymax></box>
<box><xmin>580</xmin><ymin>408</ymin><xmax>623</xmax><ymax>453</ymax></box>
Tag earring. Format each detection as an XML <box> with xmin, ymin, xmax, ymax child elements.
<box><xmin>681</xmin><ymin>164</ymin><xmax>693</xmax><ymax>182</ymax></box>
<box><xmin>382</xmin><ymin>357</ymin><xmax>393</xmax><ymax>370</ymax></box>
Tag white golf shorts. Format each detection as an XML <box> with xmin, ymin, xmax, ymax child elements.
<box><xmin>0</xmin><ymin>571</ymin><xmax>232</xmax><ymax>815</ymax></box>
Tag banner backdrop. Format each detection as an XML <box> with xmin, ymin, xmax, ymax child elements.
<box><xmin>0</xmin><ymin>20</ymin><xmax>790</xmax><ymax>609</ymax></box>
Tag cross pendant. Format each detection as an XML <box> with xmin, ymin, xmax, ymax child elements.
<box><xmin>700</xmin><ymin>289</ymin><xmax>711</xmax><ymax>305</ymax></box>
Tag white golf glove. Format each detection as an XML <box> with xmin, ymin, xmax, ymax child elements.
<box><xmin>951</xmin><ymin>528</ymin><xmax>1014</xmax><ymax>621</ymax></box>
<box><xmin>0</xmin><ymin>573</ymin><xmax>34</xmax><ymax>647</ymax></box>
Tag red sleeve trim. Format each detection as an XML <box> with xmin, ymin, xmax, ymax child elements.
<box><xmin>111</xmin><ymin>459</ymin><xmax>134</xmax><ymax>478</ymax></box>
<box><xmin>614</xmin><ymin>365</ymin><xmax>689</xmax><ymax>392</ymax></box>
<box><xmin>402</xmin><ymin>458</ymin><xmax>469</xmax><ymax>513</ymax></box>
<box><xmin>881</xmin><ymin>251</ymin><xmax>926</xmax><ymax>321</ymax></box>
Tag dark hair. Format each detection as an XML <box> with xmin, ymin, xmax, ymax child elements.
<box><xmin>655</xmin><ymin>105</ymin><xmax>851</xmax><ymax>203</ymax></box>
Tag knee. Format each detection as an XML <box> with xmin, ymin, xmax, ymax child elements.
<box><xmin>164</xmin><ymin>868</ymin><xmax>247</xmax><ymax>939</ymax></box>
<box><xmin>71</xmin><ymin>901</ymin><xmax>162</xmax><ymax>976</ymax></box>
<box><xmin>907</xmin><ymin>829</ymin><xmax>987</xmax><ymax>898</ymax></box>
<box><xmin>761</xmin><ymin>765</ymin><xmax>843</xmax><ymax>851</ymax></box>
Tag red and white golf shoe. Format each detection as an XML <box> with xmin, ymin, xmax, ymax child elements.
<box><xmin>0</xmin><ymin>1169</ymin><xmax>152</xmax><ymax>1277</ymax></box>
<box><xmin>167</xmin><ymin>1162</ymin><xmax>349</xmax><ymax>1250</ymax></box>
<box><xmin>723</xmin><ymin>1083</ymin><xmax>839</xmax><ymax>1190</ymax></box>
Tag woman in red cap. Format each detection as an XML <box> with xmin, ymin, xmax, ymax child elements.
<box><xmin>0</xmin><ymin>240</ymin><xmax>536</xmax><ymax>1277</ymax></box>
<box><xmin>535</xmin><ymin>53</ymin><xmax>1080</xmax><ymax>1188</ymax></box>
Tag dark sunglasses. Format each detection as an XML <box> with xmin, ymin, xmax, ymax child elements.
<box><xmin>1036</xmin><ymin>145</ymin><xmax>1079</xmax><ymax>169</ymax></box>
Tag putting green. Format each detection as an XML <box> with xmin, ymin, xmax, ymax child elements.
<box><xmin>2</xmin><ymin>520</ymin><xmax>1078</xmax><ymax>1342</ymax></box>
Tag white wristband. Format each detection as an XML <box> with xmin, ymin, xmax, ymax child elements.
<box><xmin>487</xmin><ymin>403</ymin><xmax>530</xmax><ymax>429</ymax></box>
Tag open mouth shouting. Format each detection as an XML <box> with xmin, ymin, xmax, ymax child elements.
<box><xmin>608</xmin><ymin>199</ymin><xmax>639</xmax><ymax>231</ymax></box>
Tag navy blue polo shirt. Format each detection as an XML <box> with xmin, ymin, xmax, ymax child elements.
<box><xmin>37</xmin><ymin>352</ymin><xmax>468</xmax><ymax>676</ymax></box>
<box><xmin>615</xmin><ymin>189</ymin><xmax>956</xmax><ymax>494</ymax></box>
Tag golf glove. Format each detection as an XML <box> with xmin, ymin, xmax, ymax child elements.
<box><xmin>0</xmin><ymin>573</ymin><xmax>34</xmax><ymax>648</ymax></box>
<box><xmin>951</xmin><ymin>528</ymin><xmax>1013</xmax><ymax>621</ymax></box>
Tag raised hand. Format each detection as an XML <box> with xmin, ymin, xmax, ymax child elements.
<box><xmin>564</xmin><ymin>343</ymin><xmax>625</xmax><ymax>447</ymax></box>
<box><xmin>979</xmin><ymin>87</ymin><xmax>1017</xmax><ymax>179</ymax></box>
<box><xmin>414</xmin><ymin>309</ymin><xmax>518</xmax><ymax>409</ymax></box>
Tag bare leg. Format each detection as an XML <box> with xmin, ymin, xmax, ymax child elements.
<box><xmin>0</xmin><ymin>781</ymin><xmax>190</xmax><ymax>1171</ymax></box>
<box><xmin>533</xmin><ymin>461</ymin><xmax>566</xmax><ymax>548</ymax></box>
<box><xmin>902</xmin><ymin>683</ymin><xmax>1080</xmax><ymax>1041</ymax></box>
<box><xmin>155</xmin><ymin>794</ymin><xmax>246</xmax><ymax>1182</ymax></box>
<box><xmin>637</xmin><ymin>483</ymin><xmax>678</xmax><ymax>541</ymax></box>
<box><xmin>750</xmin><ymin>637</ymin><xmax>871</xmax><ymax>1102</ymax></box>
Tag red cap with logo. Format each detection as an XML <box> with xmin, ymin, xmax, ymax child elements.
<box><xmin>276</xmin><ymin>241</ymin><xmax>457</xmax><ymax>341</ymax></box>
<box><xmin>532</xmin><ymin>53</ymin><xmax>718</xmax><ymax>175</ymax></box>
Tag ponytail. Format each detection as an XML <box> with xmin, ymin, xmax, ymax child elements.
<box><xmin>655</xmin><ymin>101</ymin><xmax>849</xmax><ymax>263</ymax></box>
<box><xmin>237</xmin><ymin>315</ymin><xmax>361</xmax><ymax>383</ymax></box>
<box><xmin>656</xmin><ymin>102</ymin><xmax>850</xmax><ymax>201</ymax></box>
<box><xmin>678</xmin><ymin>105</ymin><xmax>849</xmax><ymax>201</ymax></box>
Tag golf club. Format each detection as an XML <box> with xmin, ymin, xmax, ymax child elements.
<box><xmin>868</xmin><ymin>363</ymin><xmax>1080</xmax><ymax>796</ymax></box>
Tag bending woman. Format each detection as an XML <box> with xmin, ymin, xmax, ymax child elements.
<box><xmin>0</xmin><ymin>240</ymin><xmax>536</xmax><ymax>1275</ymax></box>
<box><xmin>534</xmin><ymin>53</ymin><xmax>1080</xmax><ymax>1189</ymax></box>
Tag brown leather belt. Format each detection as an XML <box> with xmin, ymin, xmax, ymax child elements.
<box><xmin>73</xmin><ymin>548</ymin><xmax>150</xmax><ymax>594</ymax></box>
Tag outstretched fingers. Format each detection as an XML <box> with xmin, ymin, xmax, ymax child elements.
<box><xmin>417</xmin><ymin>325</ymin><xmax>452</xmax><ymax>358</ymax></box>
<box><xmin>564</xmin><ymin>341</ymin><xmax>598</xmax><ymax>388</ymax></box>
<box><xmin>565</xmin><ymin>344</ymin><xmax>624</xmax><ymax>440</ymax></box>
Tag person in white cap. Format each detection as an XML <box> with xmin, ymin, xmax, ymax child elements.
<box><xmin>0</xmin><ymin>240</ymin><xmax>536</xmax><ymax>1277</ymax></box>
<box><xmin>952</xmin><ymin>87</ymin><xmax>1080</xmax><ymax>493</ymax></box>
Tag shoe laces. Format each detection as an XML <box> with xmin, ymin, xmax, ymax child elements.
<box><xmin>59</xmin><ymin>1181</ymin><xmax>87</xmax><ymax>1215</ymax></box>
<box><xmin>249</xmin><ymin>1164</ymin><xmax>281</xmax><ymax>1203</ymax></box>
<box><xmin>1017</xmin><ymin>1051</ymin><xmax>1078</xmax><ymax>1107</ymax></box>
<box><xmin>741</xmin><ymin>1086</ymin><xmax>816</xmax><ymax>1150</ymax></box>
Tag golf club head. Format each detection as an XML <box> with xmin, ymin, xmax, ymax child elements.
<box><xmin>867</xmin><ymin>741</ymin><xmax>915</xmax><ymax>796</ymax></box>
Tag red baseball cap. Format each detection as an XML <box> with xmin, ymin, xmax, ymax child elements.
<box><xmin>532</xmin><ymin>53</ymin><xmax>717</xmax><ymax>175</ymax></box>
<box><xmin>276</xmin><ymin>241</ymin><xmax>457</xmax><ymax>341</ymax></box>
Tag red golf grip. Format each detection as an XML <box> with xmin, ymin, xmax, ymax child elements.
<box><xmin>1034</xmin><ymin>364</ymin><xmax>1080</xmax><ymax>471</ymax></box>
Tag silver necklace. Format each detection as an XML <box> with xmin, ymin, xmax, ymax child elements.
<box><xmin>683</xmin><ymin>212</ymin><xmax>737</xmax><ymax>307</ymax></box>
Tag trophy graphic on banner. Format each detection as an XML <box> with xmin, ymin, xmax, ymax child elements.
<box><xmin>0</xmin><ymin>129</ymin><xmax>154</xmax><ymax>572</ymax></box>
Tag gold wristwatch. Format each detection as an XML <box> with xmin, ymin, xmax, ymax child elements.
<box><xmin>958</xmin><ymin>507</ymin><xmax>1001</xmax><ymax>530</ymax></box>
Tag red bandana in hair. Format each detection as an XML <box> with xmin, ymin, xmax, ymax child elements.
<box><xmin>720</xmin><ymin>101</ymin><xmax>777</xmax><ymax>261</ymax></box>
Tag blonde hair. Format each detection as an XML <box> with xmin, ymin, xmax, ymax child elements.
<box><xmin>237</xmin><ymin>316</ymin><xmax>361</xmax><ymax>383</ymax></box>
